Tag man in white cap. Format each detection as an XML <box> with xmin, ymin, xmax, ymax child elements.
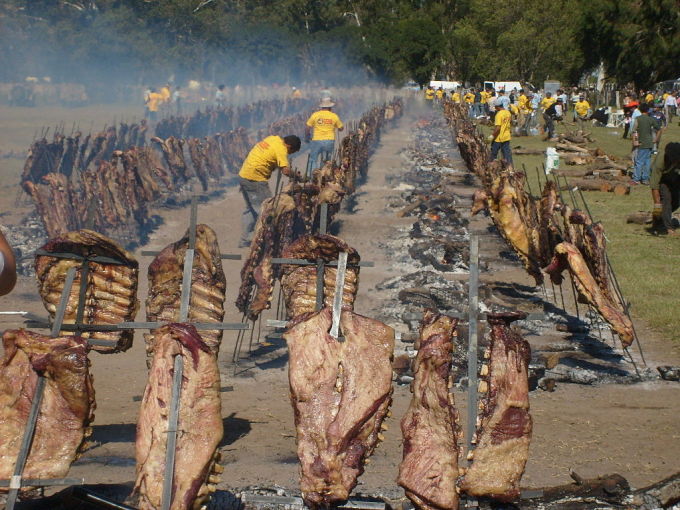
<box><xmin>305</xmin><ymin>98</ymin><xmax>344</xmax><ymax>173</ymax></box>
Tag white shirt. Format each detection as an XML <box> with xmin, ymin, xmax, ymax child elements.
<box><xmin>665</xmin><ymin>95</ymin><xmax>676</xmax><ymax>106</ymax></box>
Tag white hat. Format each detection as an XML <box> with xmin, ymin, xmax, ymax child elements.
<box><xmin>319</xmin><ymin>98</ymin><xmax>335</xmax><ymax>108</ymax></box>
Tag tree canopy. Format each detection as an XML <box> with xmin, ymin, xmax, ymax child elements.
<box><xmin>0</xmin><ymin>0</ymin><xmax>677</xmax><ymax>89</ymax></box>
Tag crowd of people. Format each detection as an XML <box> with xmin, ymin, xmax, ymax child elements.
<box><xmin>424</xmin><ymin>83</ymin><xmax>680</xmax><ymax>235</ymax></box>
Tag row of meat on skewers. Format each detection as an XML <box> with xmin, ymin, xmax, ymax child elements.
<box><xmin>445</xmin><ymin>102</ymin><xmax>634</xmax><ymax>348</ymax></box>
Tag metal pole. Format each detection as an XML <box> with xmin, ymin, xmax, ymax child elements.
<box><xmin>161</xmin><ymin>355</ymin><xmax>183</xmax><ymax>510</ymax></box>
<box><xmin>466</xmin><ymin>235</ymin><xmax>479</xmax><ymax>454</ymax></box>
<box><xmin>329</xmin><ymin>252</ymin><xmax>348</xmax><ymax>339</ymax></box>
<box><xmin>6</xmin><ymin>267</ymin><xmax>76</xmax><ymax>510</ymax></box>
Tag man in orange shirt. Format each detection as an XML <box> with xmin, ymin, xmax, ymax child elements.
<box><xmin>305</xmin><ymin>98</ymin><xmax>344</xmax><ymax>174</ymax></box>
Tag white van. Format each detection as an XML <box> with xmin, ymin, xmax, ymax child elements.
<box><xmin>429</xmin><ymin>80</ymin><xmax>462</xmax><ymax>91</ymax></box>
<box><xmin>483</xmin><ymin>81</ymin><xmax>522</xmax><ymax>92</ymax></box>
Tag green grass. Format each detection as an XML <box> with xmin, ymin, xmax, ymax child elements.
<box><xmin>480</xmin><ymin>116</ymin><xmax>680</xmax><ymax>344</ymax></box>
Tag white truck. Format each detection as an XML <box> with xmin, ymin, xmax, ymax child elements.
<box><xmin>483</xmin><ymin>81</ymin><xmax>522</xmax><ymax>92</ymax></box>
<box><xmin>429</xmin><ymin>80</ymin><xmax>462</xmax><ymax>91</ymax></box>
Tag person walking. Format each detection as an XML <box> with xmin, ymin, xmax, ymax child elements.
<box><xmin>145</xmin><ymin>88</ymin><xmax>163</xmax><ymax>121</ymax></box>
<box><xmin>489</xmin><ymin>100</ymin><xmax>513</xmax><ymax>168</ymax></box>
<box><xmin>574</xmin><ymin>95</ymin><xmax>591</xmax><ymax>132</ymax></box>
<box><xmin>424</xmin><ymin>85</ymin><xmax>435</xmax><ymax>106</ymax></box>
<box><xmin>238</xmin><ymin>135</ymin><xmax>301</xmax><ymax>247</ymax></box>
<box><xmin>632</xmin><ymin>104</ymin><xmax>661</xmax><ymax>185</ymax></box>
<box><xmin>305</xmin><ymin>98</ymin><xmax>344</xmax><ymax>173</ymax></box>
<box><xmin>664</xmin><ymin>92</ymin><xmax>676</xmax><ymax>124</ymax></box>
<box><xmin>215</xmin><ymin>84</ymin><xmax>226</xmax><ymax>108</ymax></box>
<box><xmin>650</xmin><ymin>142</ymin><xmax>680</xmax><ymax>235</ymax></box>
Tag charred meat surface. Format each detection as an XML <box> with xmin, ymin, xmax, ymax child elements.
<box><xmin>236</xmin><ymin>194</ymin><xmax>296</xmax><ymax>320</ymax></box>
<box><xmin>461</xmin><ymin>312</ymin><xmax>532</xmax><ymax>503</ymax></box>
<box><xmin>146</xmin><ymin>224</ymin><xmax>226</xmax><ymax>354</ymax></box>
<box><xmin>398</xmin><ymin>310</ymin><xmax>460</xmax><ymax>510</ymax></box>
<box><xmin>545</xmin><ymin>242</ymin><xmax>634</xmax><ymax>346</ymax></box>
<box><xmin>0</xmin><ymin>330</ymin><xmax>95</xmax><ymax>490</ymax></box>
<box><xmin>35</xmin><ymin>229</ymin><xmax>139</xmax><ymax>353</ymax></box>
<box><xmin>133</xmin><ymin>324</ymin><xmax>223</xmax><ymax>510</ymax></box>
<box><xmin>284</xmin><ymin>308</ymin><xmax>394</xmax><ymax>508</ymax></box>
<box><xmin>280</xmin><ymin>234</ymin><xmax>360</xmax><ymax>319</ymax></box>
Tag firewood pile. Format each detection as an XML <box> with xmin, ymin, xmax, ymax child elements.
<box><xmin>236</xmin><ymin>99</ymin><xmax>404</xmax><ymax>320</ymax></box>
<box><xmin>443</xmin><ymin>101</ymin><xmax>635</xmax><ymax>349</ymax></box>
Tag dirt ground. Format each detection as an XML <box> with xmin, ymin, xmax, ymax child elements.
<box><xmin>0</xmin><ymin>102</ymin><xmax>679</xmax><ymax>503</ymax></box>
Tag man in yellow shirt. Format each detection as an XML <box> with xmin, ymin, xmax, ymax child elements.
<box><xmin>518</xmin><ymin>90</ymin><xmax>529</xmax><ymax>112</ymax></box>
<box><xmin>540</xmin><ymin>92</ymin><xmax>556</xmax><ymax>111</ymax></box>
<box><xmin>424</xmin><ymin>86</ymin><xmax>435</xmax><ymax>105</ymax></box>
<box><xmin>160</xmin><ymin>84</ymin><xmax>171</xmax><ymax>104</ymax></box>
<box><xmin>305</xmin><ymin>98</ymin><xmax>344</xmax><ymax>173</ymax></box>
<box><xmin>574</xmin><ymin>95</ymin><xmax>591</xmax><ymax>132</ymax></box>
<box><xmin>452</xmin><ymin>88</ymin><xmax>462</xmax><ymax>103</ymax></box>
<box><xmin>238</xmin><ymin>134</ymin><xmax>301</xmax><ymax>247</ymax></box>
<box><xmin>645</xmin><ymin>91</ymin><xmax>655</xmax><ymax>105</ymax></box>
<box><xmin>489</xmin><ymin>100</ymin><xmax>513</xmax><ymax>167</ymax></box>
<box><xmin>464</xmin><ymin>90</ymin><xmax>474</xmax><ymax>104</ymax></box>
<box><xmin>435</xmin><ymin>87</ymin><xmax>444</xmax><ymax>102</ymax></box>
<box><xmin>145</xmin><ymin>88</ymin><xmax>163</xmax><ymax>121</ymax></box>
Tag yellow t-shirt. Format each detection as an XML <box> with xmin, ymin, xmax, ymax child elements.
<box><xmin>239</xmin><ymin>136</ymin><xmax>289</xmax><ymax>182</ymax></box>
<box><xmin>452</xmin><ymin>92</ymin><xmax>461</xmax><ymax>103</ymax></box>
<box><xmin>494</xmin><ymin>109</ymin><xmax>512</xmax><ymax>143</ymax></box>
<box><xmin>464</xmin><ymin>92</ymin><xmax>474</xmax><ymax>104</ymax></box>
<box><xmin>575</xmin><ymin>100</ymin><xmax>590</xmax><ymax>117</ymax></box>
<box><xmin>425</xmin><ymin>88</ymin><xmax>435</xmax><ymax>100</ymax></box>
<box><xmin>480</xmin><ymin>91</ymin><xmax>489</xmax><ymax>103</ymax></box>
<box><xmin>306</xmin><ymin>110</ymin><xmax>343</xmax><ymax>141</ymax></box>
<box><xmin>541</xmin><ymin>97</ymin><xmax>556</xmax><ymax>110</ymax></box>
<box><xmin>509</xmin><ymin>103</ymin><xmax>519</xmax><ymax>116</ymax></box>
<box><xmin>160</xmin><ymin>86</ymin><xmax>171</xmax><ymax>103</ymax></box>
<box><xmin>435</xmin><ymin>89</ymin><xmax>444</xmax><ymax>99</ymax></box>
<box><xmin>518</xmin><ymin>94</ymin><xmax>528</xmax><ymax>112</ymax></box>
<box><xmin>645</xmin><ymin>93</ymin><xmax>654</xmax><ymax>103</ymax></box>
<box><xmin>662</xmin><ymin>93</ymin><xmax>669</xmax><ymax>100</ymax></box>
<box><xmin>147</xmin><ymin>92</ymin><xmax>163</xmax><ymax>112</ymax></box>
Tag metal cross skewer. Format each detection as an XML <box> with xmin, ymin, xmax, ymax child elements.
<box><xmin>4</xmin><ymin>267</ymin><xmax>84</xmax><ymax>510</ymax></box>
<box><xmin>329</xmin><ymin>252</ymin><xmax>348</xmax><ymax>339</ymax></box>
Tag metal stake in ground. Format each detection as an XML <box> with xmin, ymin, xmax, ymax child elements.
<box><xmin>161</xmin><ymin>196</ymin><xmax>197</xmax><ymax>510</ymax></box>
<box><xmin>466</xmin><ymin>235</ymin><xmax>479</xmax><ymax>455</ymax></box>
<box><xmin>4</xmin><ymin>267</ymin><xmax>83</xmax><ymax>510</ymax></box>
<box><xmin>161</xmin><ymin>355</ymin><xmax>184</xmax><ymax>510</ymax></box>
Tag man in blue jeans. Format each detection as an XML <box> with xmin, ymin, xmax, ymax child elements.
<box><xmin>305</xmin><ymin>98</ymin><xmax>344</xmax><ymax>175</ymax></box>
<box><xmin>632</xmin><ymin>104</ymin><xmax>661</xmax><ymax>185</ymax></box>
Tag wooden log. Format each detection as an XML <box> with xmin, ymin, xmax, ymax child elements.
<box><xmin>613</xmin><ymin>184</ymin><xmax>630</xmax><ymax>195</ymax></box>
<box><xmin>562</xmin><ymin>154</ymin><xmax>593</xmax><ymax>165</ymax></box>
<box><xmin>626</xmin><ymin>211</ymin><xmax>653</xmax><ymax>224</ymax></box>
<box><xmin>556</xmin><ymin>142</ymin><xmax>590</xmax><ymax>154</ymax></box>
<box><xmin>512</xmin><ymin>147</ymin><xmax>544</xmax><ymax>155</ymax></box>
<box><xmin>555</xmin><ymin>168</ymin><xmax>591</xmax><ymax>178</ymax></box>
<box><xmin>561</xmin><ymin>178</ymin><xmax>614</xmax><ymax>192</ymax></box>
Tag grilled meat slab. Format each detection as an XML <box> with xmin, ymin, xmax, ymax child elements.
<box><xmin>133</xmin><ymin>324</ymin><xmax>223</xmax><ymax>510</ymax></box>
<box><xmin>146</xmin><ymin>224</ymin><xmax>226</xmax><ymax>355</ymax></box>
<box><xmin>280</xmin><ymin>235</ymin><xmax>360</xmax><ymax>319</ymax></box>
<box><xmin>398</xmin><ymin>311</ymin><xmax>460</xmax><ymax>510</ymax></box>
<box><xmin>545</xmin><ymin>242</ymin><xmax>634</xmax><ymax>346</ymax></box>
<box><xmin>35</xmin><ymin>229</ymin><xmax>139</xmax><ymax>353</ymax></box>
<box><xmin>284</xmin><ymin>308</ymin><xmax>394</xmax><ymax>508</ymax></box>
<box><xmin>0</xmin><ymin>330</ymin><xmax>95</xmax><ymax>489</ymax></box>
<box><xmin>461</xmin><ymin>312</ymin><xmax>532</xmax><ymax>502</ymax></box>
